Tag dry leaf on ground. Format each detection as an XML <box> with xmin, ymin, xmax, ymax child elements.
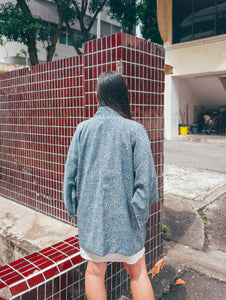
<box><xmin>174</xmin><ymin>279</ymin><xmax>186</xmax><ymax>286</ymax></box>
<box><xmin>147</xmin><ymin>259</ymin><xmax>165</xmax><ymax>279</ymax></box>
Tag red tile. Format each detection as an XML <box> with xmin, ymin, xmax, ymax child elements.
<box><xmin>0</xmin><ymin>265</ymin><xmax>14</xmax><ymax>277</ymax></box>
<box><xmin>0</xmin><ymin>281</ymin><xmax>6</xmax><ymax>289</ymax></box>
<box><xmin>18</xmin><ymin>264</ymin><xmax>39</xmax><ymax>277</ymax></box>
<box><xmin>27</xmin><ymin>274</ymin><xmax>45</xmax><ymax>288</ymax></box>
<box><xmin>28</xmin><ymin>255</ymin><xmax>53</xmax><ymax>270</ymax></box>
<box><xmin>112</xmin><ymin>34</ymin><xmax>116</xmax><ymax>48</ymax></box>
<box><xmin>64</xmin><ymin>236</ymin><xmax>79</xmax><ymax>246</ymax></box>
<box><xmin>60</xmin><ymin>273</ymin><xmax>67</xmax><ymax>290</ymax></box>
<box><xmin>71</xmin><ymin>255</ymin><xmax>84</xmax><ymax>265</ymax></box>
<box><xmin>2</xmin><ymin>272</ymin><xmax>24</xmax><ymax>285</ymax></box>
<box><xmin>10</xmin><ymin>281</ymin><xmax>28</xmax><ymax>296</ymax></box>
<box><xmin>44</xmin><ymin>251</ymin><xmax>68</xmax><ymax>263</ymax></box>
<box><xmin>44</xmin><ymin>266</ymin><xmax>59</xmax><ymax>279</ymax></box>
<box><xmin>46</xmin><ymin>280</ymin><xmax>53</xmax><ymax>298</ymax></box>
<box><xmin>27</xmin><ymin>288</ymin><xmax>37</xmax><ymax>300</ymax></box>
<box><xmin>58</xmin><ymin>260</ymin><xmax>72</xmax><ymax>271</ymax></box>
<box><xmin>10</xmin><ymin>258</ymin><xmax>27</xmax><ymax>268</ymax></box>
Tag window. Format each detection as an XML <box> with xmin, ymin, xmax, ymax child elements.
<box><xmin>173</xmin><ymin>0</ymin><xmax>192</xmax><ymax>43</ymax></box>
<box><xmin>100</xmin><ymin>21</ymin><xmax>121</xmax><ymax>37</ymax></box>
<box><xmin>193</xmin><ymin>0</ymin><xmax>215</xmax><ymax>40</ymax></box>
<box><xmin>112</xmin><ymin>25</ymin><xmax>121</xmax><ymax>34</ymax></box>
<box><xmin>173</xmin><ymin>0</ymin><xmax>226</xmax><ymax>44</ymax></box>
<box><xmin>68</xmin><ymin>29</ymin><xmax>74</xmax><ymax>46</ymax></box>
<box><xmin>217</xmin><ymin>0</ymin><xmax>226</xmax><ymax>35</ymax></box>
<box><xmin>101</xmin><ymin>21</ymin><xmax>111</xmax><ymax>37</ymax></box>
<box><xmin>59</xmin><ymin>26</ymin><xmax>67</xmax><ymax>45</ymax></box>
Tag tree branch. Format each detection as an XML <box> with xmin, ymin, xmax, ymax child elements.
<box><xmin>65</xmin><ymin>21</ymin><xmax>82</xmax><ymax>55</ymax></box>
<box><xmin>47</xmin><ymin>16</ymin><xmax>64</xmax><ymax>61</ymax></box>
<box><xmin>16</xmin><ymin>0</ymin><xmax>31</xmax><ymax>15</ymax></box>
<box><xmin>87</xmin><ymin>0</ymin><xmax>108</xmax><ymax>32</ymax></box>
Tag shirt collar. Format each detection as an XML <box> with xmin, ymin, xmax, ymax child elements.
<box><xmin>94</xmin><ymin>106</ymin><xmax>121</xmax><ymax>118</ymax></box>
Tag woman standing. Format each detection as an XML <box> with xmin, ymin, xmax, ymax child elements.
<box><xmin>64</xmin><ymin>71</ymin><xmax>159</xmax><ymax>300</ymax></box>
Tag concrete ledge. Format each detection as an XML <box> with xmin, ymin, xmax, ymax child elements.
<box><xmin>0</xmin><ymin>196</ymin><xmax>77</xmax><ymax>266</ymax></box>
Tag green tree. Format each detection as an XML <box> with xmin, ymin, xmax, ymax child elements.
<box><xmin>138</xmin><ymin>0</ymin><xmax>162</xmax><ymax>44</ymax></box>
<box><xmin>0</xmin><ymin>0</ymin><xmax>109</xmax><ymax>64</ymax></box>
<box><xmin>44</xmin><ymin>0</ymin><xmax>110</xmax><ymax>58</ymax></box>
<box><xmin>108</xmin><ymin>0</ymin><xmax>138</xmax><ymax>34</ymax></box>
<box><xmin>0</xmin><ymin>0</ymin><xmax>161</xmax><ymax>65</ymax></box>
<box><xmin>0</xmin><ymin>1</ymin><xmax>48</xmax><ymax>65</ymax></box>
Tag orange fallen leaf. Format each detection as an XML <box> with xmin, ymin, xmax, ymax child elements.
<box><xmin>174</xmin><ymin>279</ymin><xmax>186</xmax><ymax>286</ymax></box>
<box><xmin>148</xmin><ymin>259</ymin><xmax>164</xmax><ymax>279</ymax></box>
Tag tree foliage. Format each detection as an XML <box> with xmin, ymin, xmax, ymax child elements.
<box><xmin>0</xmin><ymin>0</ymin><xmax>163</xmax><ymax>65</ymax></box>
<box><xmin>0</xmin><ymin>0</ymin><xmax>108</xmax><ymax>64</ymax></box>
<box><xmin>108</xmin><ymin>0</ymin><xmax>162</xmax><ymax>44</ymax></box>
<box><xmin>108</xmin><ymin>0</ymin><xmax>138</xmax><ymax>34</ymax></box>
<box><xmin>138</xmin><ymin>0</ymin><xmax>162</xmax><ymax>44</ymax></box>
<box><xmin>67</xmin><ymin>0</ymin><xmax>108</xmax><ymax>44</ymax></box>
<box><xmin>0</xmin><ymin>1</ymin><xmax>48</xmax><ymax>65</ymax></box>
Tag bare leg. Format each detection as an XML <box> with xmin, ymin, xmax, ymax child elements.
<box><xmin>124</xmin><ymin>254</ymin><xmax>154</xmax><ymax>300</ymax></box>
<box><xmin>85</xmin><ymin>260</ymin><xmax>107</xmax><ymax>300</ymax></box>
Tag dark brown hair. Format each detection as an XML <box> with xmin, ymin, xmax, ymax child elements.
<box><xmin>96</xmin><ymin>71</ymin><xmax>131</xmax><ymax>119</ymax></box>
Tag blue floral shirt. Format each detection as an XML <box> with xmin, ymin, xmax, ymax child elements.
<box><xmin>63</xmin><ymin>107</ymin><xmax>159</xmax><ymax>257</ymax></box>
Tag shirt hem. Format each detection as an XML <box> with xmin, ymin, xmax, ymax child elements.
<box><xmin>80</xmin><ymin>247</ymin><xmax>145</xmax><ymax>265</ymax></box>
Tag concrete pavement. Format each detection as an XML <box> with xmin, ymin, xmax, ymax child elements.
<box><xmin>154</xmin><ymin>137</ymin><xmax>226</xmax><ymax>299</ymax></box>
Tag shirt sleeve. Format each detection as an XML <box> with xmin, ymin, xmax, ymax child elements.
<box><xmin>131</xmin><ymin>125</ymin><xmax>159</xmax><ymax>228</ymax></box>
<box><xmin>63</xmin><ymin>131</ymin><xmax>79</xmax><ymax>221</ymax></box>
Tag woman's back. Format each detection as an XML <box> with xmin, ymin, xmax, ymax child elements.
<box><xmin>64</xmin><ymin>71</ymin><xmax>157</xmax><ymax>300</ymax></box>
<box><xmin>64</xmin><ymin>106</ymin><xmax>158</xmax><ymax>257</ymax></box>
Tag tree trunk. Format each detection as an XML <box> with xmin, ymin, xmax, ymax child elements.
<box><xmin>128</xmin><ymin>25</ymin><xmax>134</xmax><ymax>35</ymax></box>
<box><xmin>47</xmin><ymin>18</ymin><xmax>64</xmax><ymax>62</ymax></box>
<box><xmin>66</xmin><ymin>22</ymin><xmax>82</xmax><ymax>55</ymax></box>
<box><xmin>16</xmin><ymin>0</ymin><xmax>39</xmax><ymax>65</ymax></box>
<box><xmin>26</xmin><ymin>34</ymin><xmax>39</xmax><ymax>65</ymax></box>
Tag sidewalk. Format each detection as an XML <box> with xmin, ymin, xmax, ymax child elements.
<box><xmin>121</xmin><ymin>137</ymin><xmax>226</xmax><ymax>299</ymax></box>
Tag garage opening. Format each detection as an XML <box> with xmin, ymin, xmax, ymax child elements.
<box><xmin>175</xmin><ymin>73</ymin><xmax>226</xmax><ymax>136</ymax></box>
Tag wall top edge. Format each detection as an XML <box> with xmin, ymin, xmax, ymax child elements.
<box><xmin>83</xmin><ymin>33</ymin><xmax>165</xmax><ymax>56</ymax></box>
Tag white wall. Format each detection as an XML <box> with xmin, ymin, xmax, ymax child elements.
<box><xmin>176</xmin><ymin>77</ymin><xmax>201</xmax><ymax>125</ymax></box>
<box><xmin>165</xmin><ymin>35</ymin><xmax>226</xmax><ymax>76</ymax></box>
<box><xmin>164</xmin><ymin>76</ymin><xmax>174</xmax><ymax>139</ymax></box>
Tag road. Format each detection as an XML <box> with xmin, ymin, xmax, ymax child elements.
<box><xmin>164</xmin><ymin>138</ymin><xmax>226</xmax><ymax>173</ymax></box>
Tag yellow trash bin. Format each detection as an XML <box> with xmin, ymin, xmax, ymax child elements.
<box><xmin>179</xmin><ymin>125</ymin><xmax>188</xmax><ymax>135</ymax></box>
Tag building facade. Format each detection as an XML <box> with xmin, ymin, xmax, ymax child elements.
<box><xmin>0</xmin><ymin>0</ymin><xmax>121</xmax><ymax>65</ymax></box>
<box><xmin>157</xmin><ymin>0</ymin><xmax>226</xmax><ymax>139</ymax></box>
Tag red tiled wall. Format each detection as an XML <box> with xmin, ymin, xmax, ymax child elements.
<box><xmin>0</xmin><ymin>56</ymin><xmax>84</xmax><ymax>225</ymax></box>
<box><xmin>0</xmin><ymin>33</ymin><xmax>165</xmax><ymax>299</ymax></box>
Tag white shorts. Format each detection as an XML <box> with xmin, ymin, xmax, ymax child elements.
<box><xmin>80</xmin><ymin>247</ymin><xmax>145</xmax><ymax>265</ymax></box>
